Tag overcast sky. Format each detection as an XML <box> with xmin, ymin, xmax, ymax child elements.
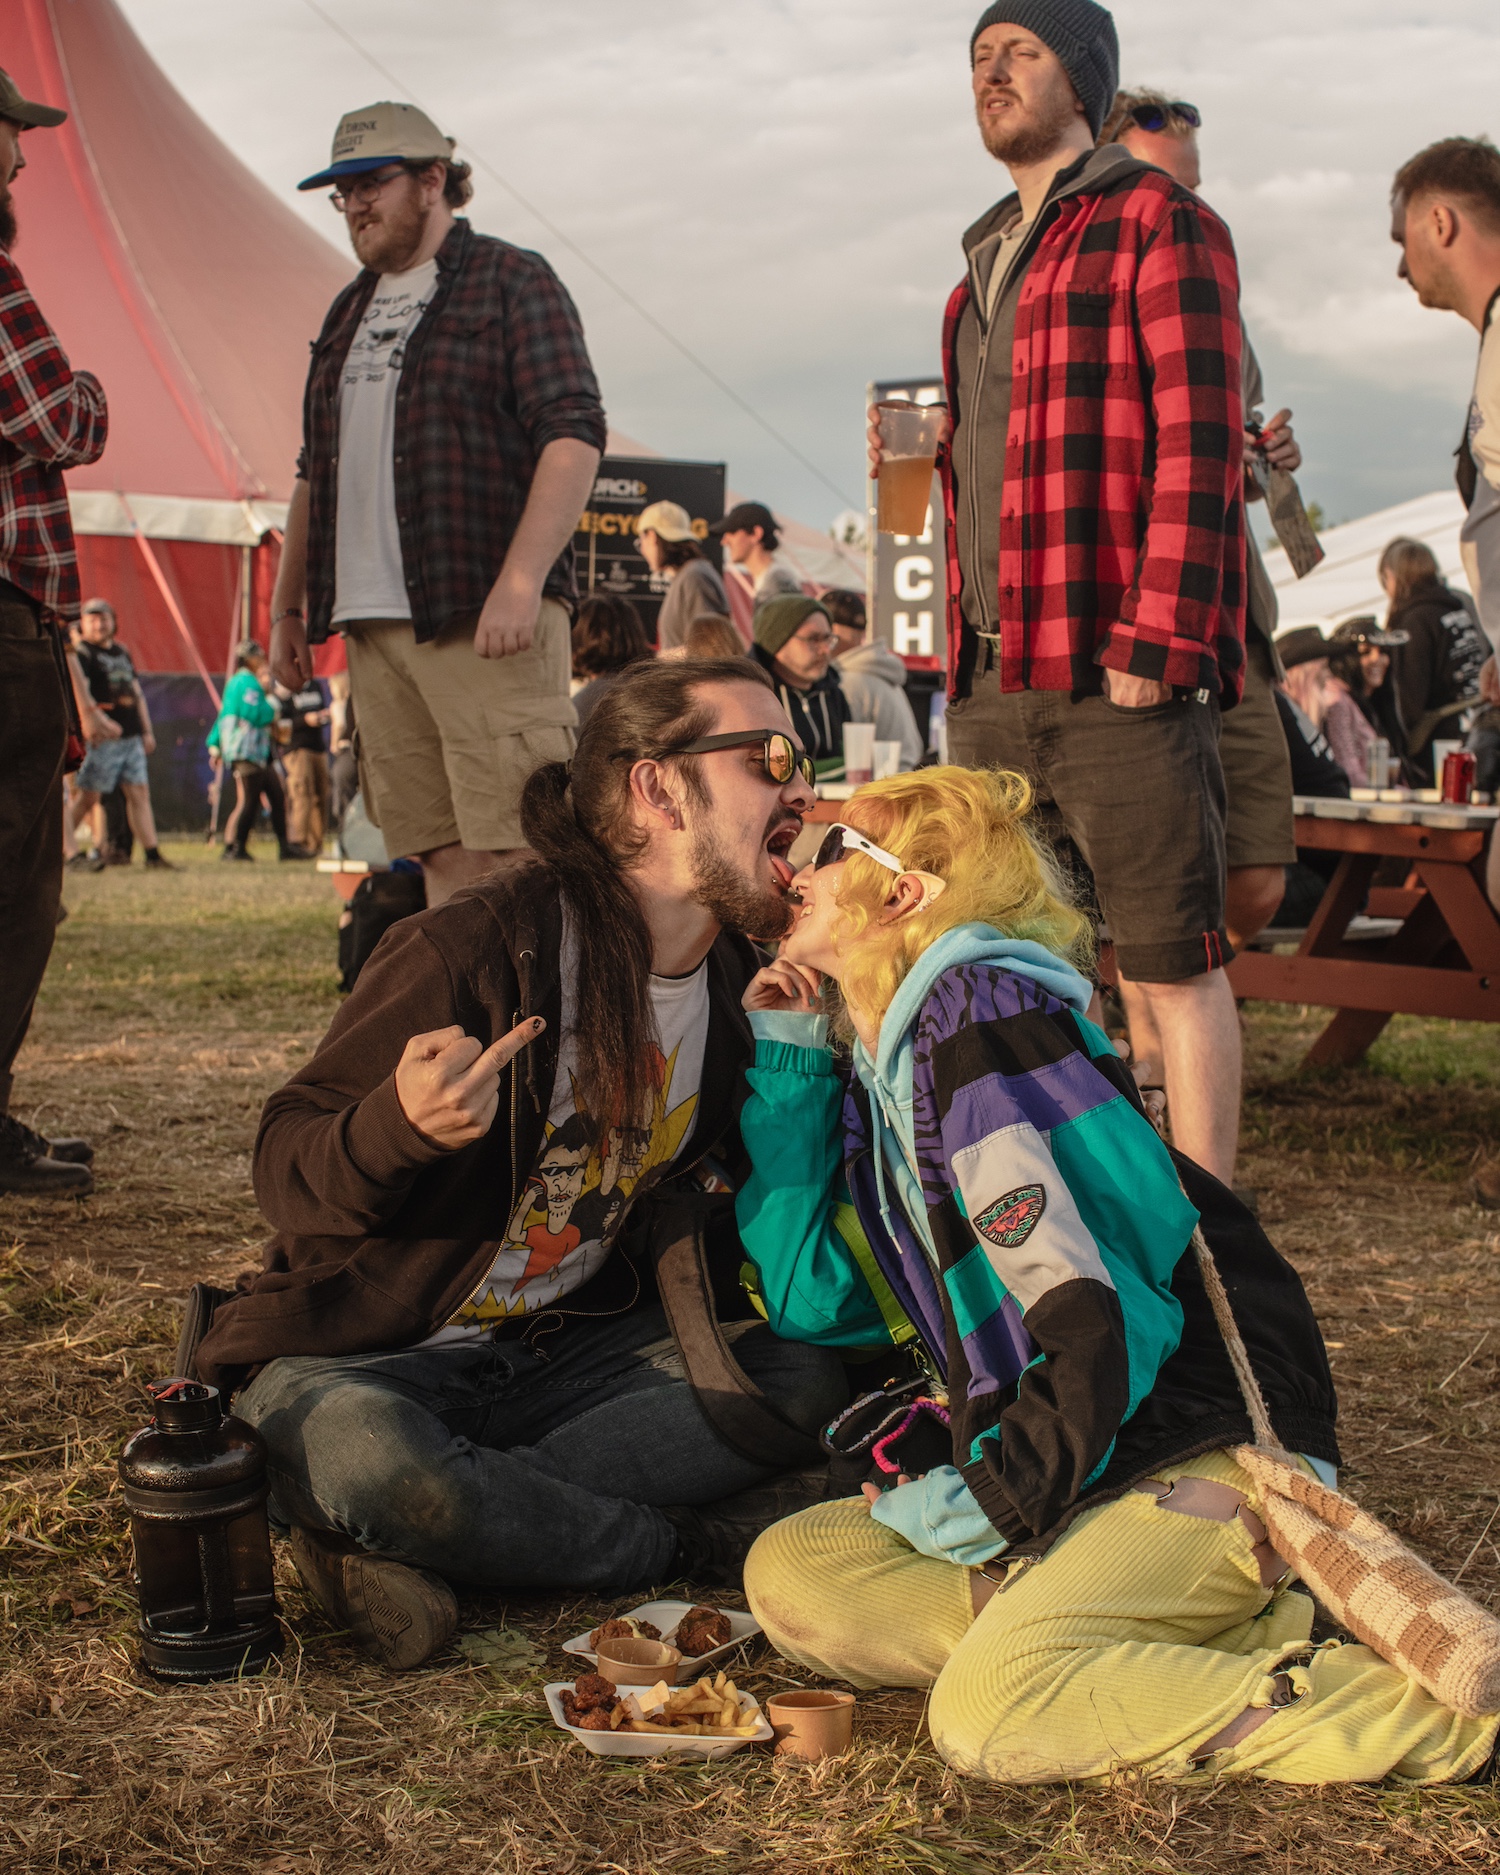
<box><xmin>120</xmin><ymin>0</ymin><xmax>1498</xmax><ymax>534</ymax></box>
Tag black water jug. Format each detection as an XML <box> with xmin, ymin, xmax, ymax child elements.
<box><xmin>119</xmin><ymin>1379</ymin><xmax>280</xmax><ymax>1681</ymax></box>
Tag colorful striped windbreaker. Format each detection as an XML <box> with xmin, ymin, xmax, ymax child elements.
<box><xmin>735</xmin><ymin>928</ymin><xmax>1337</xmax><ymax>1555</ymax></box>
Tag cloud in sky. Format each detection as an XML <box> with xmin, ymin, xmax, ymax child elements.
<box><xmin>118</xmin><ymin>0</ymin><xmax>1497</xmax><ymax>529</ymax></box>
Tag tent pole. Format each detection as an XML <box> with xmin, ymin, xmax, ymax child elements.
<box><xmin>240</xmin><ymin>543</ymin><xmax>253</xmax><ymax>647</ymax></box>
<box><xmin>119</xmin><ymin>498</ymin><xmax>222</xmax><ymax>711</ymax></box>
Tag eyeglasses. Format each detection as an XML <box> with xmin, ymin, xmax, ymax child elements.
<box><xmin>1127</xmin><ymin>100</ymin><xmax>1200</xmax><ymax>133</ymax></box>
<box><xmin>329</xmin><ymin>165</ymin><xmax>412</xmax><ymax>212</ymax></box>
<box><xmin>791</xmin><ymin>627</ymin><xmax>836</xmax><ymax>650</ymax></box>
<box><xmin>640</xmin><ymin>729</ymin><xmax>815</xmax><ymax>787</ymax></box>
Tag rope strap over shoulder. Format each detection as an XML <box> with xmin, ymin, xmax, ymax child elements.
<box><xmin>1189</xmin><ymin>1220</ymin><xmax>1500</xmax><ymax>1718</ymax></box>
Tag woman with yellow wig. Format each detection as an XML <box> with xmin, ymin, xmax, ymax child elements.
<box><xmin>736</xmin><ymin>766</ymin><xmax>1496</xmax><ymax>1788</ymax></box>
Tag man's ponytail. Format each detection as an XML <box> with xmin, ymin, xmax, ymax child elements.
<box><xmin>519</xmin><ymin>657</ymin><xmax>773</xmax><ymax>1140</ymax></box>
<box><xmin>520</xmin><ymin>759</ymin><xmax>657</xmax><ymax>1135</ymax></box>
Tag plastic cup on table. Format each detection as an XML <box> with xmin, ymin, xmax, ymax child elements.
<box><xmin>842</xmin><ymin>722</ymin><xmax>875</xmax><ymax>786</ymax></box>
<box><xmin>872</xmin><ymin>739</ymin><xmax>902</xmax><ymax>780</ymax></box>
<box><xmin>874</xmin><ymin>400</ymin><xmax>946</xmax><ymax>537</ymax></box>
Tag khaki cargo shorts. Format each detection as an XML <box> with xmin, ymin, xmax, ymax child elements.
<box><xmin>342</xmin><ymin>598</ymin><xmax>576</xmax><ymax>858</ymax></box>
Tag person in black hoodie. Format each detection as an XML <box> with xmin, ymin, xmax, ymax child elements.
<box><xmin>751</xmin><ymin>595</ymin><xmax>851</xmax><ymax>768</ymax></box>
<box><xmin>1378</xmin><ymin>537</ymin><xmax>1489</xmax><ymax>783</ymax></box>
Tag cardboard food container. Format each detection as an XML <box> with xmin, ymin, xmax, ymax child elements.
<box><xmin>766</xmin><ymin>1688</ymin><xmax>856</xmax><ymax>1760</ymax></box>
<box><xmin>564</xmin><ymin>1600</ymin><xmax>760</xmax><ymax>1686</ymax></box>
<box><xmin>594</xmin><ymin>1635</ymin><xmax>682</xmax><ymax>1686</ymax></box>
<box><xmin>544</xmin><ymin>1682</ymin><xmax>772</xmax><ymax>1760</ymax></box>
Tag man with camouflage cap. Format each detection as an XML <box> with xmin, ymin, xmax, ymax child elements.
<box><xmin>270</xmin><ymin>102</ymin><xmax>607</xmax><ymax>905</ymax></box>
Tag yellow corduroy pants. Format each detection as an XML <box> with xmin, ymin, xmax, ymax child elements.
<box><xmin>744</xmin><ymin>1448</ymin><xmax>1498</xmax><ymax>1785</ymax></box>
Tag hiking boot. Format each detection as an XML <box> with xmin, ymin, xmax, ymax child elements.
<box><xmin>1</xmin><ymin>1115</ymin><xmax>93</xmax><ymax>1165</ymax></box>
<box><xmin>288</xmin><ymin>1525</ymin><xmax>457</xmax><ymax>1671</ymax></box>
<box><xmin>663</xmin><ymin>1465</ymin><xmax>831</xmax><ymax>1588</ymax></box>
<box><xmin>0</xmin><ymin>1114</ymin><xmax>93</xmax><ymax>1196</ymax></box>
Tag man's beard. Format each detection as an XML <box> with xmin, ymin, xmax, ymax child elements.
<box><xmin>350</xmin><ymin>191</ymin><xmax>426</xmax><ymax>272</ymax></box>
<box><xmin>977</xmin><ymin>82</ymin><xmax>1078</xmax><ymax>167</ymax></box>
<box><xmin>0</xmin><ymin>186</ymin><xmax>17</xmax><ymax>251</ymax></box>
<box><xmin>687</xmin><ymin>816</ymin><xmax>796</xmax><ymax>943</ymax></box>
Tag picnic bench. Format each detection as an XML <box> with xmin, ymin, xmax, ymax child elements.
<box><xmin>1226</xmin><ymin>795</ymin><xmax>1500</xmax><ymax>1066</ymax></box>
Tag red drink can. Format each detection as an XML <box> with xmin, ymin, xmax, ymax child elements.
<box><xmin>1441</xmin><ymin>748</ymin><xmax>1476</xmax><ymax>804</ymax></box>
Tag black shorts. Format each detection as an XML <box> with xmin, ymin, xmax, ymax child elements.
<box><xmin>945</xmin><ymin>673</ymin><xmax>1229</xmax><ymax>982</ymax></box>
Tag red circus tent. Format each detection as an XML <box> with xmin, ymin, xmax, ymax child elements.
<box><xmin>7</xmin><ymin>0</ymin><xmax>355</xmax><ymax>700</ymax></box>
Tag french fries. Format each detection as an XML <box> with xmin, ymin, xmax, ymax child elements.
<box><xmin>615</xmin><ymin>1671</ymin><xmax>762</xmax><ymax>1738</ymax></box>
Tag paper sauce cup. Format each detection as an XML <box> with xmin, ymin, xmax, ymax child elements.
<box><xmin>595</xmin><ymin>1636</ymin><xmax>683</xmax><ymax>1686</ymax></box>
<box><xmin>766</xmin><ymin>1688</ymin><xmax>855</xmax><ymax>1759</ymax></box>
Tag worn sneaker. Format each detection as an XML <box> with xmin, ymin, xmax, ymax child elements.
<box><xmin>663</xmin><ymin>1465</ymin><xmax>831</xmax><ymax>1588</ymax></box>
<box><xmin>0</xmin><ymin>1114</ymin><xmax>93</xmax><ymax>1196</ymax></box>
<box><xmin>221</xmin><ymin>846</ymin><xmax>253</xmax><ymax>863</ymax></box>
<box><xmin>144</xmin><ymin>849</ymin><xmax>178</xmax><ymax>871</ymax></box>
<box><xmin>66</xmin><ymin>851</ymin><xmax>105</xmax><ymax>874</ymax></box>
<box><xmin>288</xmin><ymin>1526</ymin><xmax>457</xmax><ymax>1671</ymax></box>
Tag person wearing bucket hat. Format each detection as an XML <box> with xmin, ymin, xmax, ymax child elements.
<box><xmin>0</xmin><ymin>68</ymin><xmax>109</xmax><ymax>1199</ymax></box>
<box><xmin>751</xmin><ymin>596</ymin><xmax>851</xmax><ymax>768</ymax></box>
<box><xmin>637</xmin><ymin>499</ymin><xmax>729</xmax><ymax>651</ymax></box>
<box><xmin>269</xmin><ymin>100</ymin><xmax>607</xmax><ymax>908</ymax></box>
<box><xmin>886</xmin><ymin>3</ymin><xmax>1249</xmax><ymax>1186</ymax></box>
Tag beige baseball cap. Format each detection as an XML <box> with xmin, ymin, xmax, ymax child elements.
<box><xmin>0</xmin><ymin>67</ymin><xmax>66</xmax><ymax>130</ymax></box>
<box><xmin>297</xmin><ymin>100</ymin><xmax>454</xmax><ymax>192</ymax></box>
<box><xmin>637</xmin><ymin>500</ymin><xmax>697</xmax><ymax>543</ymax></box>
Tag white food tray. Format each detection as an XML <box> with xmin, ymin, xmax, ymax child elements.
<box><xmin>544</xmin><ymin>1681</ymin><xmax>771</xmax><ymax>1759</ymax></box>
<box><xmin>563</xmin><ymin>1600</ymin><xmax>760</xmax><ymax>1682</ymax></box>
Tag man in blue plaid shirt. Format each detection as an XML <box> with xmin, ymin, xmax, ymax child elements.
<box><xmin>270</xmin><ymin>102</ymin><xmax>606</xmax><ymax>906</ymax></box>
<box><xmin>0</xmin><ymin>67</ymin><xmax>108</xmax><ymax>1200</ymax></box>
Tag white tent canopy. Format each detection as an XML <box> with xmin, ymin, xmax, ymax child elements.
<box><xmin>1264</xmin><ymin>489</ymin><xmax>1469</xmax><ymax>636</ymax></box>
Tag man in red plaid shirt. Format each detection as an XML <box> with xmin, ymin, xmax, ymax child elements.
<box><xmin>0</xmin><ymin>69</ymin><xmax>109</xmax><ymax>1200</ymax></box>
<box><xmin>875</xmin><ymin>2</ymin><xmax>1247</xmax><ymax>1183</ymax></box>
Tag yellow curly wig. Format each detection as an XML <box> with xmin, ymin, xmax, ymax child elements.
<box><xmin>823</xmin><ymin>765</ymin><xmax>1093</xmax><ymax>1036</ymax></box>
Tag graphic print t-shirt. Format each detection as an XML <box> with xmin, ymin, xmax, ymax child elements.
<box><xmin>423</xmin><ymin>958</ymin><xmax>711</xmax><ymax>1344</ymax></box>
<box><xmin>332</xmin><ymin>257</ymin><xmax>439</xmax><ymax>625</ymax></box>
<box><xmin>76</xmin><ymin>639</ymin><xmax>143</xmax><ymax>737</ymax></box>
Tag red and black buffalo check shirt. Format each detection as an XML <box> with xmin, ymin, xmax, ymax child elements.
<box><xmin>299</xmin><ymin>218</ymin><xmax>607</xmax><ymax>644</ymax></box>
<box><xmin>0</xmin><ymin>249</ymin><xmax>108</xmax><ymax>622</ymax></box>
<box><xmin>940</xmin><ymin>164</ymin><xmax>1246</xmax><ymax>704</ymax></box>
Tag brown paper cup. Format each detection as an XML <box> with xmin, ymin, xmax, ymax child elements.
<box><xmin>594</xmin><ymin>1636</ymin><xmax>683</xmax><ymax>1685</ymax></box>
<box><xmin>766</xmin><ymin>1689</ymin><xmax>855</xmax><ymax>1759</ymax></box>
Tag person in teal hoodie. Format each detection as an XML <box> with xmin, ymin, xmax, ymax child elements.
<box><xmin>207</xmin><ymin>642</ymin><xmax>299</xmax><ymax>861</ymax></box>
<box><xmin>737</xmin><ymin>766</ymin><xmax>1493</xmax><ymax>1788</ymax></box>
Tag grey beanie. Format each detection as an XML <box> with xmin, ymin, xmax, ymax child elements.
<box><xmin>970</xmin><ymin>1</ymin><xmax>1120</xmax><ymax>140</ymax></box>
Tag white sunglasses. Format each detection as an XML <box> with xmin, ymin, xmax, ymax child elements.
<box><xmin>813</xmin><ymin>823</ymin><xmax>947</xmax><ymax>907</ymax></box>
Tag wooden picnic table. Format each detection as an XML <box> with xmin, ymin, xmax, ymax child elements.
<box><xmin>1225</xmin><ymin>795</ymin><xmax>1500</xmax><ymax>1066</ymax></box>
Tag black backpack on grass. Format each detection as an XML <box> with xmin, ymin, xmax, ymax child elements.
<box><xmin>337</xmin><ymin>867</ymin><xmax>427</xmax><ymax>994</ymax></box>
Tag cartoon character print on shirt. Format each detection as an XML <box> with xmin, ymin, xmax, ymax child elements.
<box><xmin>449</xmin><ymin>1039</ymin><xmax>700</xmax><ymax>1323</ymax></box>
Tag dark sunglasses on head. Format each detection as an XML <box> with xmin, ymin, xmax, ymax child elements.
<box><xmin>638</xmin><ymin>729</ymin><xmax>815</xmax><ymax>787</ymax></box>
<box><xmin>1128</xmin><ymin>100</ymin><xmax>1200</xmax><ymax>132</ymax></box>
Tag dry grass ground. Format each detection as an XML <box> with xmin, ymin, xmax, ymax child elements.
<box><xmin>2</xmin><ymin>844</ymin><xmax>1498</xmax><ymax>1873</ymax></box>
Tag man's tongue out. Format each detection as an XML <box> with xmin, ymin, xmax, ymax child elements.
<box><xmin>769</xmin><ymin>852</ymin><xmax>795</xmax><ymax>889</ymax></box>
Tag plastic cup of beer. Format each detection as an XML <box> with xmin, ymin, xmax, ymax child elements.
<box><xmin>843</xmin><ymin>722</ymin><xmax>875</xmax><ymax>785</ymax></box>
<box><xmin>872</xmin><ymin>739</ymin><xmax>902</xmax><ymax>780</ymax></box>
<box><xmin>875</xmin><ymin>401</ymin><xmax>946</xmax><ymax>537</ymax></box>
